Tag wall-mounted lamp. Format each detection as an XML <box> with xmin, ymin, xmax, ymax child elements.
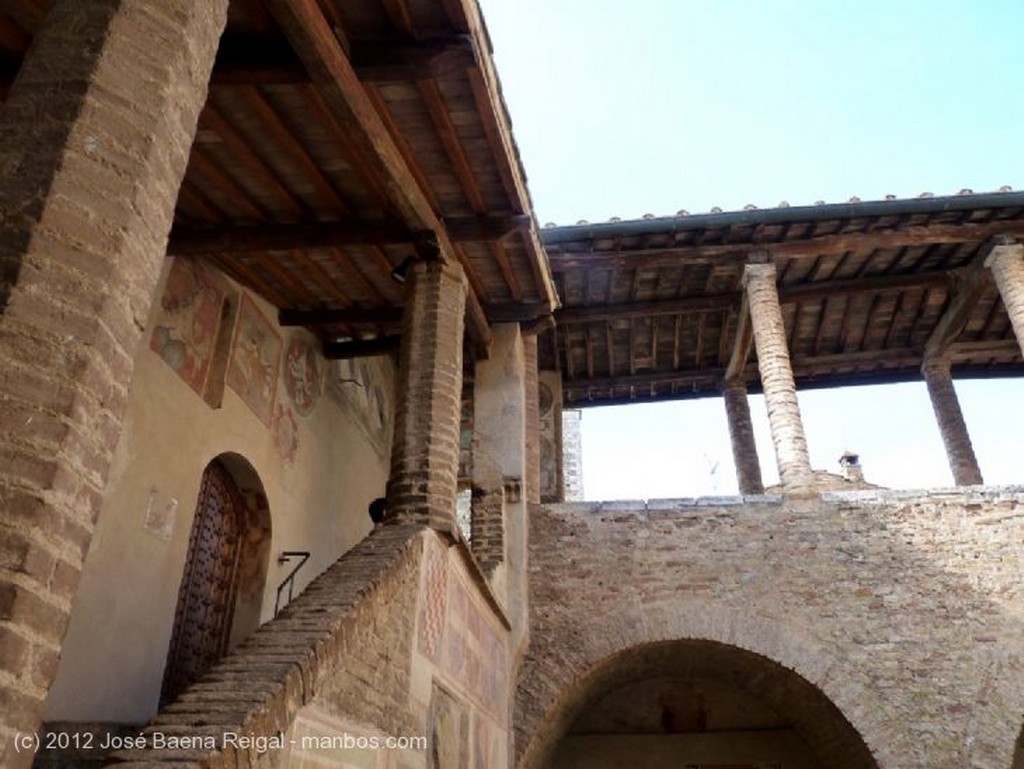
<box><xmin>390</xmin><ymin>255</ymin><xmax>416</xmax><ymax>284</ymax></box>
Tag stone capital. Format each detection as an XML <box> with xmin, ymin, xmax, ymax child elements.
<box><xmin>984</xmin><ymin>240</ymin><xmax>1023</xmax><ymax>269</ymax></box>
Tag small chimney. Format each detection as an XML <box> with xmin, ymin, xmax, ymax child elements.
<box><xmin>839</xmin><ymin>451</ymin><xmax>864</xmax><ymax>483</ymax></box>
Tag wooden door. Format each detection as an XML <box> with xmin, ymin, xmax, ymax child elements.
<box><xmin>161</xmin><ymin>460</ymin><xmax>244</xmax><ymax>705</ymax></box>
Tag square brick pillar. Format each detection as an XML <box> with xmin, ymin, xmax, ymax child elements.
<box><xmin>472</xmin><ymin>324</ymin><xmax>528</xmax><ymax>648</ymax></box>
<box><xmin>921</xmin><ymin>357</ymin><xmax>983</xmax><ymax>486</ymax></box>
<box><xmin>985</xmin><ymin>240</ymin><xmax>1024</xmax><ymax>358</ymax></box>
<box><xmin>386</xmin><ymin>258</ymin><xmax>468</xmax><ymax>533</ymax></box>
<box><xmin>0</xmin><ymin>2</ymin><xmax>226</xmax><ymax>763</ymax></box>
<box><xmin>743</xmin><ymin>263</ymin><xmax>816</xmax><ymax>495</ymax></box>
<box><xmin>722</xmin><ymin>378</ymin><xmax>764</xmax><ymax>495</ymax></box>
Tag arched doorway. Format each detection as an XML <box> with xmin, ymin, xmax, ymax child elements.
<box><xmin>532</xmin><ymin>640</ymin><xmax>878</xmax><ymax>769</ymax></box>
<box><xmin>160</xmin><ymin>456</ymin><xmax>271</xmax><ymax>705</ymax></box>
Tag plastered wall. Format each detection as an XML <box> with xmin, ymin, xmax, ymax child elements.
<box><xmin>43</xmin><ymin>259</ymin><xmax>395</xmax><ymax>724</ymax></box>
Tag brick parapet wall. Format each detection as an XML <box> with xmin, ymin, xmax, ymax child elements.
<box><xmin>102</xmin><ymin>523</ymin><xmax>426</xmax><ymax>768</ymax></box>
<box><xmin>516</xmin><ymin>488</ymin><xmax>1024</xmax><ymax>769</ymax></box>
<box><xmin>0</xmin><ymin>2</ymin><xmax>227</xmax><ymax>764</ymax></box>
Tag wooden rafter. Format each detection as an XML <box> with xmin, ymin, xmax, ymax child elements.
<box><xmin>280</xmin><ymin>307</ymin><xmax>403</xmax><ymax>327</ymax></box>
<box><xmin>923</xmin><ymin>240</ymin><xmax>1000</xmax><ymax>360</ymax></box>
<box><xmin>200</xmin><ymin>100</ymin><xmax>306</xmax><ymax>218</ymax></box>
<box><xmin>167</xmin><ymin>215</ymin><xmax>532</xmax><ymax>256</ymax></box>
<box><xmin>322</xmin><ymin>335</ymin><xmax>402</xmax><ymax>359</ymax></box>
<box><xmin>262</xmin><ymin>0</ymin><xmax>492</xmax><ymax>352</ymax></box>
<box><xmin>724</xmin><ymin>298</ymin><xmax>752</xmax><ymax>382</ymax></box>
<box><xmin>546</xmin><ymin>220</ymin><xmax>1024</xmax><ymax>272</ymax></box>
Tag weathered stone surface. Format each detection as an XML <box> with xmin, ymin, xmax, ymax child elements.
<box><xmin>517</xmin><ymin>489</ymin><xmax>1024</xmax><ymax>769</ymax></box>
<box><xmin>0</xmin><ymin>0</ymin><xmax>228</xmax><ymax>763</ymax></box>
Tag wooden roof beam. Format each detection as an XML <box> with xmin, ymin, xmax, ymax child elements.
<box><xmin>279</xmin><ymin>307</ymin><xmax>403</xmax><ymax>327</ymax></box>
<box><xmin>556</xmin><ymin>293</ymin><xmax>737</xmax><ymax>324</ymax></box>
<box><xmin>323</xmin><ymin>335</ymin><xmax>402</xmax><ymax>359</ymax></box>
<box><xmin>261</xmin><ymin>0</ymin><xmax>492</xmax><ymax>353</ymax></box>
<box><xmin>547</xmin><ymin>221</ymin><xmax>1024</xmax><ymax>272</ymax></box>
<box><xmin>207</xmin><ymin>35</ymin><xmax>476</xmax><ymax>86</ymax></box>
<box><xmin>167</xmin><ymin>216</ymin><xmax>528</xmax><ymax>255</ymax></box>
<box><xmin>923</xmin><ymin>240</ymin><xmax>1001</xmax><ymax>361</ymax></box>
<box><xmin>551</xmin><ymin>268</ymin><xmax>955</xmax><ymax>328</ymax></box>
<box><xmin>724</xmin><ymin>296</ymin><xmax>753</xmax><ymax>382</ymax></box>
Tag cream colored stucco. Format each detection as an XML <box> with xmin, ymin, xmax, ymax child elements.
<box><xmin>44</xmin><ymin>264</ymin><xmax>394</xmax><ymax>723</ymax></box>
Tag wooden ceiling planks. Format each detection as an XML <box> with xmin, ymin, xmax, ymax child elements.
<box><xmin>544</xmin><ymin>194</ymin><xmax>1024</xmax><ymax>406</ymax></box>
<box><xmin>5</xmin><ymin>0</ymin><xmax>558</xmax><ymax>355</ymax></box>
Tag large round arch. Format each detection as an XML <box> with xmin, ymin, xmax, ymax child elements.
<box><xmin>520</xmin><ymin>639</ymin><xmax>878</xmax><ymax>769</ymax></box>
<box><xmin>515</xmin><ymin>604</ymin><xmax>886</xmax><ymax>769</ymax></box>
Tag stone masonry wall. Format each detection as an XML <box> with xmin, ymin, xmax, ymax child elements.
<box><xmin>516</xmin><ymin>488</ymin><xmax>1024</xmax><ymax>769</ymax></box>
<box><xmin>0</xmin><ymin>2</ymin><xmax>227</xmax><ymax>764</ymax></box>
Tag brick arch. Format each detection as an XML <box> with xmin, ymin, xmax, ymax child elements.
<box><xmin>514</xmin><ymin>602</ymin><xmax>886</xmax><ymax>769</ymax></box>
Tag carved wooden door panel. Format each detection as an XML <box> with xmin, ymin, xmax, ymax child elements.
<box><xmin>161</xmin><ymin>460</ymin><xmax>244</xmax><ymax>705</ymax></box>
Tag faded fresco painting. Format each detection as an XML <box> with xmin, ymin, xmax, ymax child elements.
<box><xmin>226</xmin><ymin>295</ymin><xmax>283</xmax><ymax>426</ymax></box>
<box><xmin>150</xmin><ymin>259</ymin><xmax>233</xmax><ymax>398</ymax></box>
<box><xmin>329</xmin><ymin>355</ymin><xmax>394</xmax><ymax>457</ymax></box>
<box><xmin>282</xmin><ymin>334</ymin><xmax>323</xmax><ymax>417</ymax></box>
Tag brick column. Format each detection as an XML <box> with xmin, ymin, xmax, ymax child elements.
<box><xmin>722</xmin><ymin>379</ymin><xmax>764</xmax><ymax>495</ymax></box>
<box><xmin>922</xmin><ymin>358</ymin><xmax>983</xmax><ymax>486</ymax></box>
<box><xmin>387</xmin><ymin>259</ymin><xmax>468</xmax><ymax>532</ymax></box>
<box><xmin>743</xmin><ymin>263</ymin><xmax>816</xmax><ymax>495</ymax></box>
<box><xmin>985</xmin><ymin>242</ymin><xmax>1024</xmax><ymax>357</ymax></box>
<box><xmin>0</xmin><ymin>2</ymin><xmax>226</xmax><ymax>763</ymax></box>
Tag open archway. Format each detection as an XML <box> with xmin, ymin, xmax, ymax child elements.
<box><xmin>161</xmin><ymin>453</ymin><xmax>271</xmax><ymax>704</ymax></box>
<box><xmin>526</xmin><ymin>640</ymin><xmax>878</xmax><ymax>769</ymax></box>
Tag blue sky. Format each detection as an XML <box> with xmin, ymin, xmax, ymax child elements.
<box><xmin>477</xmin><ymin>0</ymin><xmax>1024</xmax><ymax>496</ymax></box>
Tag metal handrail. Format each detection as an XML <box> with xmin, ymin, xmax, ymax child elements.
<box><xmin>274</xmin><ymin>551</ymin><xmax>310</xmax><ymax>616</ymax></box>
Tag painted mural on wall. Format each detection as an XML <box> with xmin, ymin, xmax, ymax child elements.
<box><xmin>227</xmin><ymin>295</ymin><xmax>283</xmax><ymax>427</ymax></box>
<box><xmin>150</xmin><ymin>259</ymin><xmax>233</xmax><ymax>398</ymax></box>
<box><xmin>417</xmin><ymin>539</ymin><xmax>509</xmax><ymax>726</ymax></box>
<box><xmin>418</xmin><ymin>541</ymin><xmax>448</xmax><ymax>662</ymax></box>
<box><xmin>329</xmin><ymin>356</ymin><xmax>394</xmax><ymax>457</ymax></box>
<box><xmin>443</xmin><ymin>568</ymin><xmax>507</xmax><ymax>721</ymax></box>
<box><xmin>283</xmin><ymin>335</ymin><xmax>322</xmax><ymax>417</ymax></box>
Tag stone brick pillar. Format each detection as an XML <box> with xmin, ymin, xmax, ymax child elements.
<box><xmin>743</xmin><ymin>263</ymin><xmax>816</xmax><ymax>495</ymax></box>
<box><xmin>472</xmin><ymin>324</ymin><xmax>528</xmax><ymax>648</ymax></box>
<box><xmin>387</xmin><ymin>259</ymin><xmax>468</xmax><ymax>532</ymax></box>
<box><xmin>922</xmin><ymin>358</ymin><xmax>983</xmax><ymax>486</ymax></box>
<box><xmin>0</xmin><ymin>2</ymin><xmax>226</xmax><ymax>763</ymax></box>
<box><xmin>985</xmin><ymin>241</ymin><xmax>1024</xmax><ymax>357</ymax></box>
<box><xmin>722</xmin><ymin>379</ymin><xmax>764</xmax><ymax>495</ymax></box>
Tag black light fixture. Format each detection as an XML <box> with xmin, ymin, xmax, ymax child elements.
<box><xmin>390</xmin><ymin>255</ymin><xmax>416</xmax><ymax>284</ymax></box>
